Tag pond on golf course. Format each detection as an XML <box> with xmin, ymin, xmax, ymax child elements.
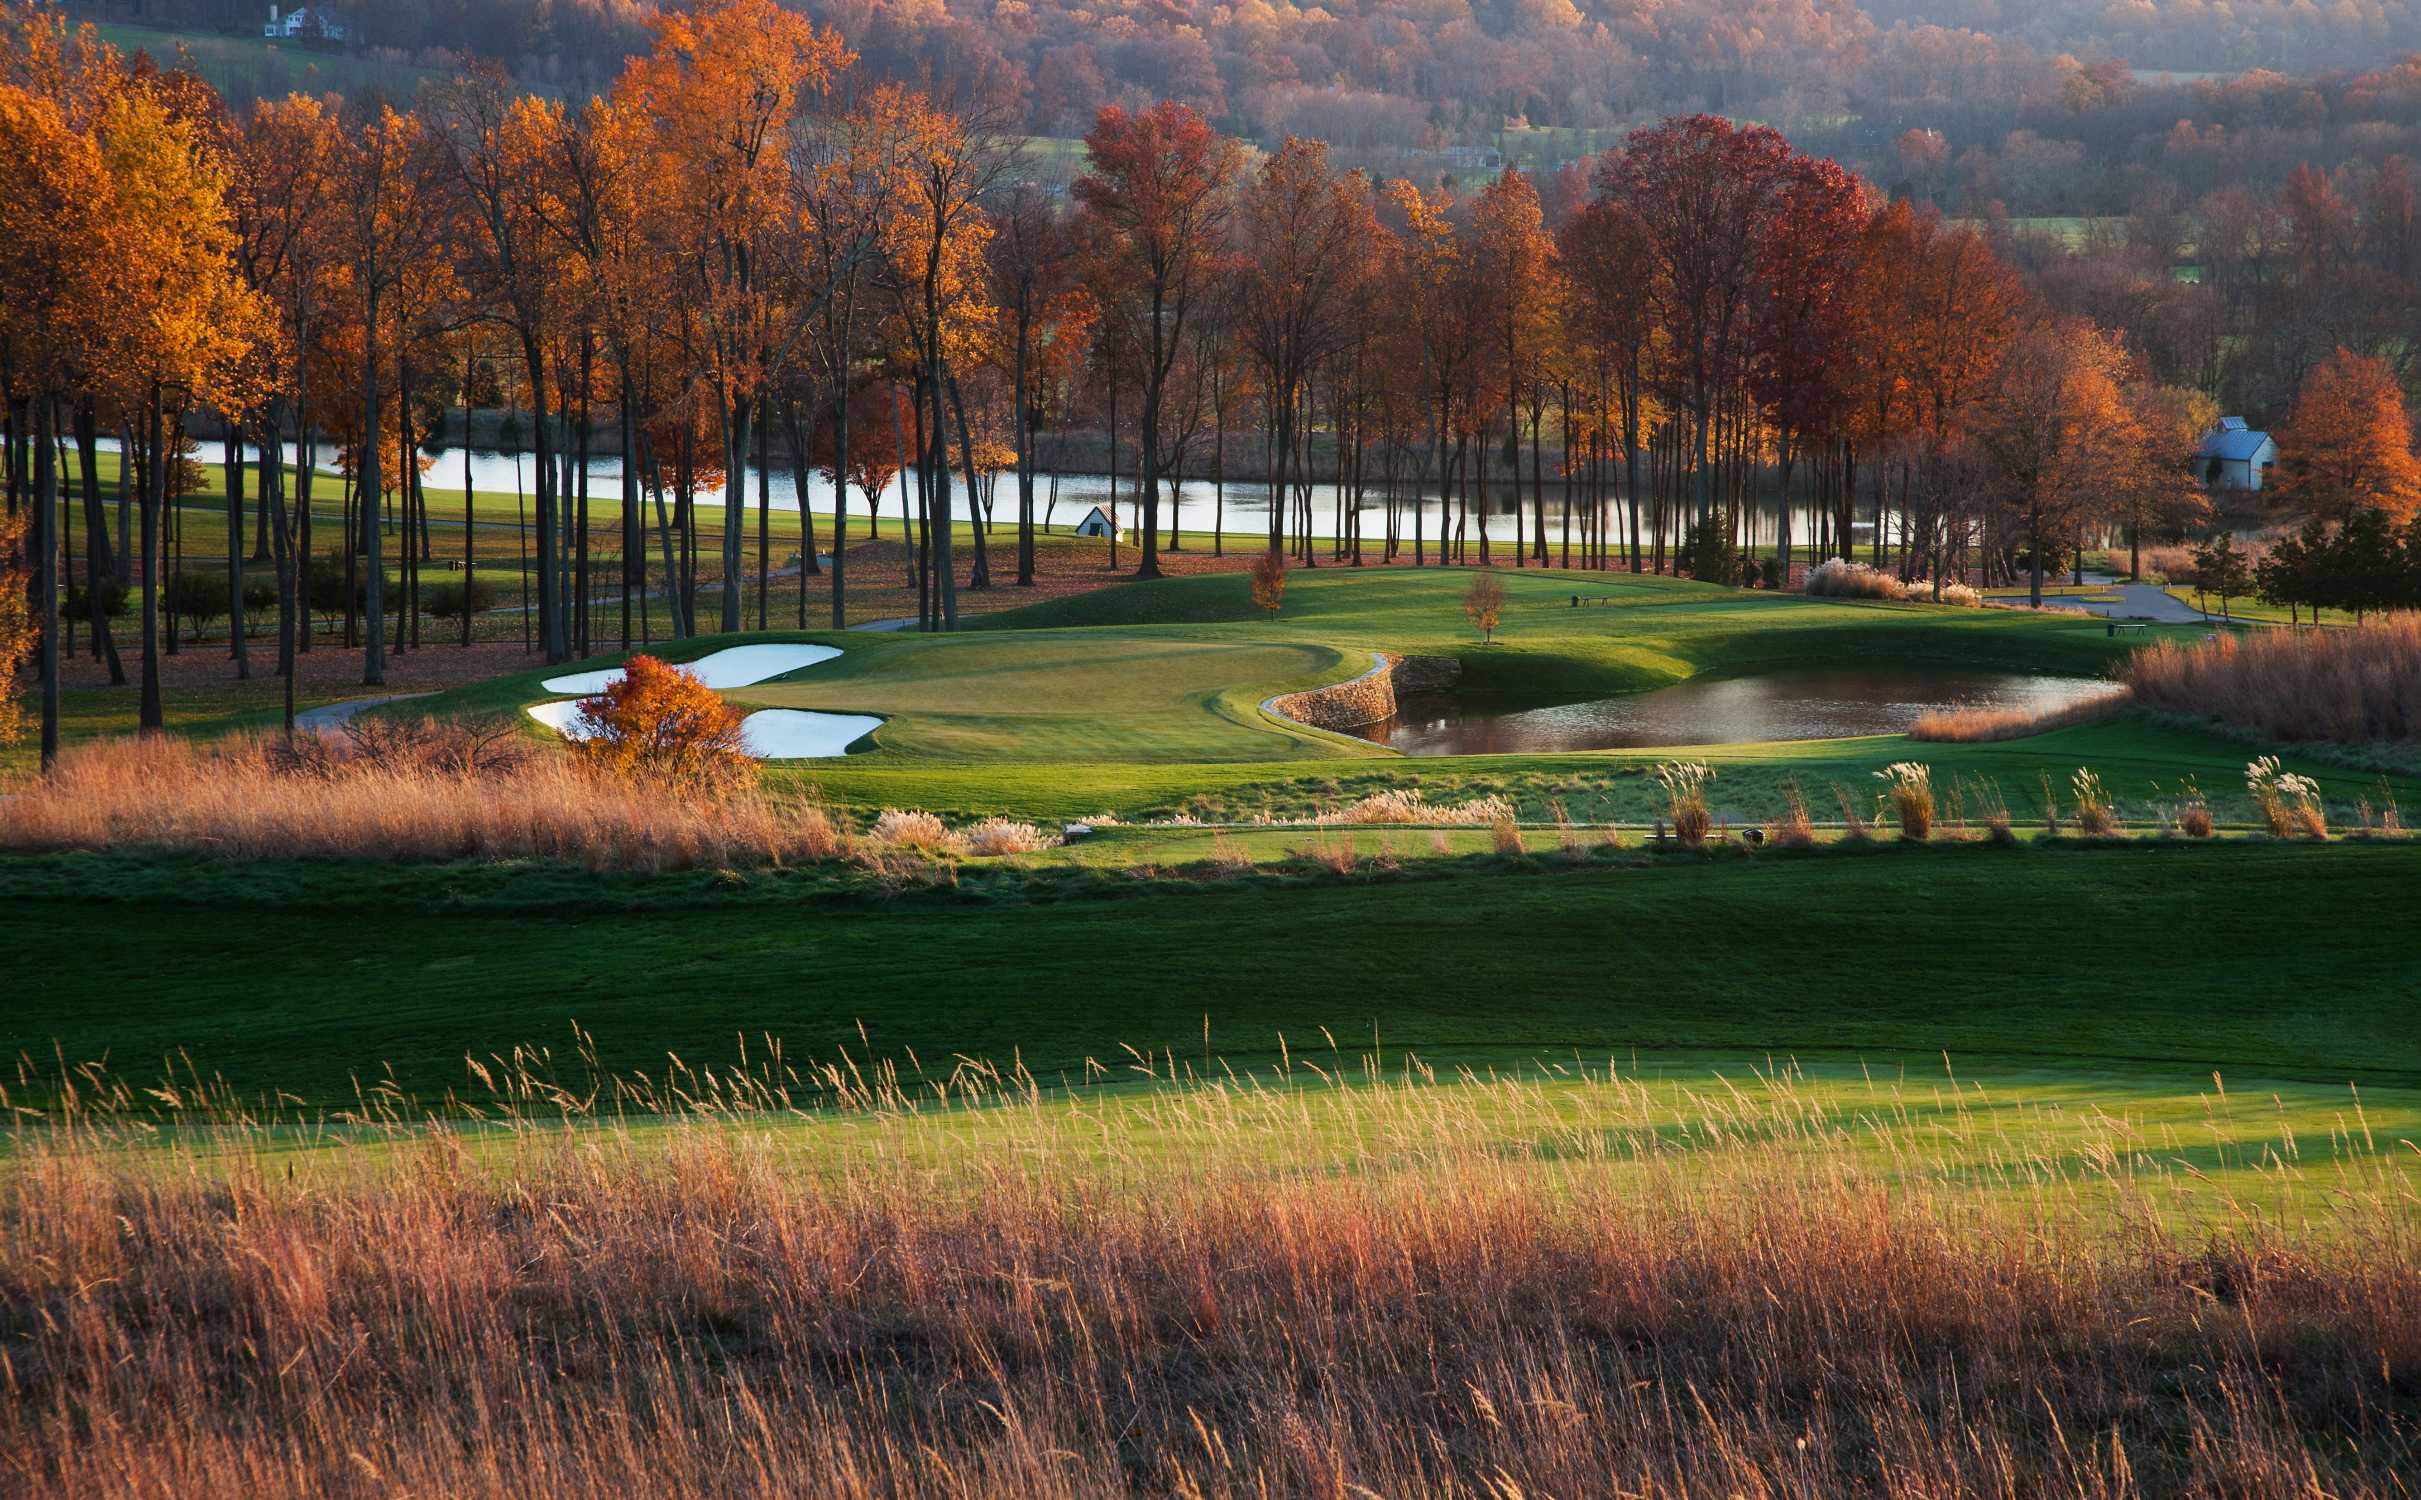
<box><xmin>1350</xmin><ymin>669</ymin><xmax>2113</xmax><ymax>757</ymax></box>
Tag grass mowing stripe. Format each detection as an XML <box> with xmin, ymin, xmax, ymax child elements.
<box><xmin>8</xmin><ymin>842</ymin><xmax>2417</xmax><ymax>1108</ymax></box>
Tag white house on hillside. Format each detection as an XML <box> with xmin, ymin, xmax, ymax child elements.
<box><xmin>1073</xmin><ymin>505</ymin><xmax>1120</xmax><ymax>539</ymax></box>
<box><xmin>264</xmin><ymin>5</ymin><xmax>347</xmax><ymax>42</ymax></box>
<box><xmin>2195</xmin><ymin>417</ymin><xmax>2276</xmax><ymax>492</ymax></box>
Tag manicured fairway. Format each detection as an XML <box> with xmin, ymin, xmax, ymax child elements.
<box><xmin>406</xmin><ymin>567</ymin><xmax>2414</xmax><ymax>822</ymax></box>
<box><xmin>9</xmin><ymin>841</ymin><xmax>2419</xmax><ymax>1108</ymax></box>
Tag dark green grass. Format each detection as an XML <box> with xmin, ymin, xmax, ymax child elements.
<box><xmin>9</xmin><ymin>841</ymin><xmax>2418</xmax><ymax>1109</ymax></box>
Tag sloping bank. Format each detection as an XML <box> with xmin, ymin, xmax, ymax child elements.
<box><xmin>1266</xmin><ymin>652</ymin><xmax>1463</xmax><ymax>732</ymax></box>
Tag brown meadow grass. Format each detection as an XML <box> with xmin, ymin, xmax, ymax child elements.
<box><xmin>2126</xmin><ymin>616</ymin><xmax>2421</xmax><ymax>748</ymax></box>
<box><xmin>1909</xmin><ymin>683</ymin><xmax>2133</xmax><ymax>743</ymax></box>
<box><xmin>0</xmin><ymin>725</ymin><xmax>846</xmax><ymax>872</ymax></box>
<box><xmin>1</xmin><ymin>1051</ymin><xmax>2416</xmax><ymax>1500</ymax></box>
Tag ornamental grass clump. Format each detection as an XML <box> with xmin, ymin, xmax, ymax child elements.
<box><xmin>964</xmin><ymin>817</ymin><xmax>1056</xmax><ymax>856</ymax></box>
<box><xmin>1322</xmin><ymin>789</ymin><xmax>1518</xmax><ymax>827</ymax></box>
<box><xmin>1653</xmin><ymin>761</ymin><xmax>1714</xmax><ymax>847</ymax></box>
<box><xmin>1874</xmin><ymin>761</ymin><xmax>1934</xmax><ymax>840</ymax></box>
<box><xmin>2070</xmin><ymin>767</ymin><xmax>2120</xmax><ymax>837</ymax></box>
<box><xmin>870</xmin><ymin>808</ymin><xmax>965</xmax><ymax>855</ymax></box>
<box><xmin>1767</xmin><ymin>780</ymin><xmax>1816</xmax><ymax>849</ymax></box>
<box><xmin>1804</xmin><ymin>558</ymin><xmax>1908</xmax><ymax>600</ymax></box>
<box><xmin>2173</xmin><ymin>780</ymin><xmax>2216</xmax><ymax>839</ymax></box>
<box><xmin>2245</xmin><ymin>756</ymin><xmax>2327</xmax><ymax>839</ymax></box>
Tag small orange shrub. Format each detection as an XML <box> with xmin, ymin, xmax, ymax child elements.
<box><xmin>1248</xmin><ymin>550</ymin><xmax>1286</xmax><ymax>617</ymax></box>
<box><xmin>575</xmin><ymin>655</ymin><xmax>752</xmax><ymax>793</ymax></box>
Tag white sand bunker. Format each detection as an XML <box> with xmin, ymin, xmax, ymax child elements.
<box><xmin>540</xmin><ymin>643</ymin><xmax>842</xmax><ymax>695</ymax></box>
<box><xmin>525</xmin><ymin>699</ymin><xmax>880</xmax><ymax>760</ymax></box>
<box><xmin>738</xmin><ymin>709</ymin><xmax>883</xmax><ymax>759</ymax></box>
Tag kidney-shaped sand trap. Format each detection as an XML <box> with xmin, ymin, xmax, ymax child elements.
<box><xmin>525</xmin><ymin>699</ymin><xmax>880</xmax><ymax>760</ymax></box>
<box><xmin>539</xmin><ymin>643</ymin><xmax>842</xmax><ymax>695</ymax></box>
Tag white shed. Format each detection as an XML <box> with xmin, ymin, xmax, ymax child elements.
<box><xmin>2194</xmin><ymin>418</ymin><xmax>2277</xmax><ymax>492</ymax></box>
<box><xmin>1073</xmin><ymin>504</ymin><xmax>1120</xmax><ymax>539</ymax></box>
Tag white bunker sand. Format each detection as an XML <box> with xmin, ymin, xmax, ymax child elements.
<box><xmin>540</xmin><ymin>643</ymin><xmax>841</xmax><ymax>695</ymax></box>
<box><xmin>525</xmin><ymin>700</ymin><xmax>880</xmax><ymax>760</ymax></box>
<box><xmin>527</xmin><ymin>644</ymin><xmax>876</xmax><ymax>759</ymax></box>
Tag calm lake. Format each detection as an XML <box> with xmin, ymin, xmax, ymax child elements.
<box><xmin>1353</xmin><ymin>670</ymin><xmax>2111</xmax><ymax>756</ymax></box>
<box><xmin>139</xmin><ymin>438</ymin><xmax>1885</xmax><ymax>552</ymax></box>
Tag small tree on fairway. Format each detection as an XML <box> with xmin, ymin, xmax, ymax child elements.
<box><xmin>1463</xmin><ymin>571</ymin><xmax>1506</xmax><ymax>642</ymax></box>
<box><xmin>1248</xmin><ymin>550</ymin><xmax>1286</xmax><ymax>618</ymax></box>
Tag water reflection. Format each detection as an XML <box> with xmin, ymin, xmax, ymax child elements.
<box><xmin>1356</xmin><ymin>670</ymin><xmax>2111</xmax><ymax>756</ymax></box>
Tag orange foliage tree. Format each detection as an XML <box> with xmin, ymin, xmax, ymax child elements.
<box><xmin>1247</xmin><ymin>548</ymin><xmax>1286</xmax><ymax>617</ymax></box>
<box><xmin>2276</xmin><ymin>348</ymin><xmax>2421</xmax><ymax>522</ymax></box>
<box><xmin>572</xmin><ymin>655</ymin><xmax>751</xmax><ymax>792</ymax></box>
<box><xmin>1074</xmin><ymin>100</ymin><xmax>1242</xmax><ymax>580</ymax></box>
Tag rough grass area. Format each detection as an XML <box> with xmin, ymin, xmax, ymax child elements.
<box><xmin>4</xmin><ymin>1050</ymin><xmax>2415</xmax><ymax>1497</ymax></box>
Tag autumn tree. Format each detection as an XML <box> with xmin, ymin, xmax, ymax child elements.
<box><xmin>2115</xmin><ymin>382</ymin><xmax>2216</xmax><ymax>579</ymax></box>
<box><xmin>1600</xmin><ymin>116</ymin><xmax>1797</xmax><ymax>538</ymax></box>
<box><xmin>236</xmin><ymin>92</ymin><xmax>344</xmax><ymax>731</ymax></box>
<box><xmin>1978</xmin><ymin>320</ymin><xmax>2141</xmax><ymax>605</ymax></box>
<box><xmin>90</xmin><ymin>81</ymin><xmax>268</xmax><ymax>726</ymax></box>
<box><xmin>1462</xmin><ymin>570</ymin><xmax>1505</xmax><ymax>642</ymax></box>
<box><xmin>1236</xmin><ymin>137</ymin><xmax>1376</xmax><ymax>559</ymax></box>
<box><xmin>1557</xmin><ymin>196</ymin><xmax>1656</xmax><ymax>573</ymax></box>
<box><xmin>1749</xmin><ymin>154</ymin><xmax>1868</xmax><ymax>579</ymax></box>
<box><xmin>1074</xmin><ymin>100</ymin><xmax>1241</xmax><ymax>579</ymax></box>
<box><xmin>0</xmin><ymin>79</ymin><xmax>106</xmax><ymax>764</ymax></box>
<box><xmin>1247</xmin><ymin>547</ymin><xmax>1285</xmax><ymax>616</ymax></box>
<box><xmin>618</xmin><ymin>0</ymin><xmax>852</xmax><ymax>633</ymax></box>
<box><xmin>2274</xmin><ymin>348</ymin><xmax>2421</xmax><ymax>522</ymax></box>
<box><xmin>1470</xmin><ymin>169</ymin><xmax>1559</xmax><ymax>568</ymax></box>
<box><xmin>985</xmin><ymin>182</ymin><xmax>1080</xmax><ymax>587</ymax></box>
<box><xmin>333</xmin><ymin>102</ymin><xmax>446</xmax><ymax>687</ymax></box>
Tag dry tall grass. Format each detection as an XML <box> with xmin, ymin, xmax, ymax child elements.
<box><xmin>2</xmin><ymin>1055</ymin><xmax>2415</xmax><ymax>1500</ymax></box>
<box><xmin>1318</xmin><ymin>788</ymin><xmax>1520</xmax><ymax>826</ymax></box>
<box><xmin>1909</xmin><ymin>683</ymin><xmax>2133</xmax><ymax>742</ymax></box>
<box><xmin>2126</xmin><ymin>616</ymin><xmax>2421</xmax><ymax>747</ymax></box>
<box><xmin>0</xmin><ymin>726</ymin><xmax>844</xmax><ymax>872</ymax></box>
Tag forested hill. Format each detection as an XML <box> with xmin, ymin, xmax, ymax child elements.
<box><xmin>60</xmin><ymin>0</ymin><xmax>2421</xmax><ymax>220</ymax></box>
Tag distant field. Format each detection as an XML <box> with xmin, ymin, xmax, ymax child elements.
<box><xmin>89</xmin><ymin>22</ymin><xmax>502</xmax><ymax>101</ymax></box>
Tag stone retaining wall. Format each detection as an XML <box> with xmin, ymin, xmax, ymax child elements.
<box><xmin>1269</xmin><ymin>654</ymin><xmax>1464</xmax><ymax>732</ymax></box>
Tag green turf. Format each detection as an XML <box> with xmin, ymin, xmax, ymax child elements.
<box><xmin>5</xmin><ymin>840</ymin><xmax>2417</xmax><ymax>1112</ymax></box>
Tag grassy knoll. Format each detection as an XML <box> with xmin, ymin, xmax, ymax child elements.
<box><xmin>9</xmin><ymin>839</ymin><xmax>2419</xmax><ymax>1111</ymax></box>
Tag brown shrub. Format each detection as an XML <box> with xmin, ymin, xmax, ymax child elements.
<box><xmin>1909</xmin><ymin>684</ymin><xmax>2133</xmax><ymax>743</ymax></box>
<box><xmin>0</xmin><ymin>729</ymin><xmax>841</xmax><ymax>872</ymax></box>
<box><xmin>2125</xmin><ymin>617</ymin><xmax>2421</xmax><ymax>747</ymax></box>
<box><xmin>572</xmin><ymin>654</ymin><xmax>753</xmax><ymax>794</ymax></box>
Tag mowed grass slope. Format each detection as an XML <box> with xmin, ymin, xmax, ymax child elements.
<box><xmin>9</xmin><ymin>841</ymin><xmax>2420</xmax><ymax>1109</ymax></box>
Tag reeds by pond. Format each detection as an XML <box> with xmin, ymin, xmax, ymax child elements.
<box><xmin>2</xmin><ymin>1048</ymin><xmax>2414</xmax><ymax>1499</ymax></box>
<box><xmin>2126</xmin><ymin>615</ymin><xmax>2421</xmax><ymax>748</ymax></box>
<box><xmin>1908</xmin><ymin>683</ymin><xmax>2133</xmax><ymax>742</ymax></box>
